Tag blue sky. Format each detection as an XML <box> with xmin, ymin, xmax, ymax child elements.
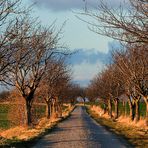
<box><xmin>22</xmin><ymin>0</ymin><xmax>124</xmax><ymax>87</ymax></box>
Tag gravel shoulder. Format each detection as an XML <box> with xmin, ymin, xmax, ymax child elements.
<box><xmin>33</xmin><ymin>106</ymin><xmax>133</xmax><ymax>148</ymax></box>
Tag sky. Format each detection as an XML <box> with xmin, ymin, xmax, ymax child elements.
<box><xmin>21</xmin><ymin>0</ymin><xmax>124</xmax><ymax>87</ymax></box>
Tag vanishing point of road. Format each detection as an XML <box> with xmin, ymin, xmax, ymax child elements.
<box><xmin>33</xmin><ymin>106</ymin><xmax>133</xmax><ymax>148</ymax></box>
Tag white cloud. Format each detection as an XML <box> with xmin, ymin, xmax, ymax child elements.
<box><xmin>72</xmin><ymin>60</ymin><xmax>105</xmax><ymax>82</ymax></box>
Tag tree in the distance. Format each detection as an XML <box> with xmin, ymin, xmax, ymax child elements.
<box><xmin>38</xmin><ymin>57</ymin><xmax>71</xmax><ymax>119</ymax></box>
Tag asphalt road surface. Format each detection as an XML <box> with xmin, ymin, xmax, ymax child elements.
<box><xmin>33</xmin><ymin>106</ymin><xmax>132</xmax><ymax>148</ymax></box>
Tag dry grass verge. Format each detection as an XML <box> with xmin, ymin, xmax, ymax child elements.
<box><xmin>86</xmin><ymin>105</ymin><xmax>148</xmax><ymax>148</ymax></box>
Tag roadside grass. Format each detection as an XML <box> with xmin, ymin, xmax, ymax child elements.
<box><xmin>0</xmin><ymin>119</ymin><xmax>62</xmax><ymax>148</ymax></box>
<box><xmin>86</xmin><ymin>107</ymin><xmax>148</xmax><ymax>148</ymax></box>
<box><xmin>0</xmin><ymin>121</ymin><xmax>59</xmax><ymax>148</ymax></box>
<box><xmin>139</xmin><ymin>103</ymin><xmax>146</xmax><ymax>117</ymax></box>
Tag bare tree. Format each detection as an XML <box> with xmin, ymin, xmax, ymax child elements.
<box><xmin>85</xmin><ymin>84</ymin><xmax>97</xmax><ymax>103</ymax></box>
<box><xmin>54</xmin><ymin>74</ymin><xmax>71</xmax><ymax>117</ymax></box>
<box><xmin>113</xmin><ymin>45</ymin><xmax>148</xmax><ymax>122</ymax></box>
<box><xmin>38</xmin><ymin>57</ymin><xmax>71</xmax><ymax>119</ymax></box>
<box><xmin>2</xmin><ymin>17</ymin><xmax>65</xmax><ymax>126</ymax></box>
<box><xmin>87</xmin><ymin>69</ymin><xmax>113</xmax><ymax>117</ymax></box>
<box><xmin>79</xmin><ymin>0</ymin><xmax>148</xmax><ymax>44</ymax></box>
<box><xmin>64</xmin><ymin>83</ymin><xmax>82</xmax><ymax>105</ymax></box>
<box><xmin>87</xmin><ymin>45</ymin><xmax>147</xmax><ymax>122</ymax></box>
<box><xmin>76</xmin><ymin>86</ymin><xmax>86</xmax><ymax>105</ymax></box>
<box><xmin>80</xmin><ymin>0</ymin><xmax>147</xmax><ymax>123</ymax></box>
<box><xmin>0</xmin><ymin>16</ymin><xmax>32</xmax><ymax>83</ymax></box>
<box><xmin>106</xmin><ymin>64</ymin><xmax>124</xmax><ymax>119</ymax></box>
<box><xmin>0</xmin><ymin>0</ymin><xmax>28</xmax><ymax>81</ymax></box>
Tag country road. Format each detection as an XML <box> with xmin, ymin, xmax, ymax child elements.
<box><xmin>33</xmin><ymin>106</ymin><xmax>133</xmax><ymax>148</ymax></box>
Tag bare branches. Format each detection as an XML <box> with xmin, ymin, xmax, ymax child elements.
<box><xmin>36</xmin><ymin>57</ymin><xmax>72</xmax><ymax>118</ymax></box>
<box><xmin>0</xmin><ymin>0</ymin><xmax>73</xmax><ymax>126</ymax></box>
<box><xmin>78</xmin><ymin>0</ymin><xmax>148</xmax><ymax>44</ymax></box>
<box><xmin>0</xmin><ymin>0</ymin><xmax>32</xmax><ymax>84</ymax></box>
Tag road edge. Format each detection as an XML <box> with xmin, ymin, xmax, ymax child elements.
<box><xmin>85</xmin><ymin>106</ymin><xmax>135</xmax><ymax>148</ymax></box>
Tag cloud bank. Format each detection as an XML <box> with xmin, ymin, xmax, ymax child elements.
<box><xmin>72</xmin><ymin>60</ymin><xmax>105</xmax><ymax>86</ymax></box>
<box><xmin>31</xmin><ymin>0</ymin><xmax>128</xmax><ymax>11</ymax></box>
<box><xmin>68</xmin><ymin>40</ymin><xmax>121</xmax><ymax>86</ymax></box>
<box><xmin>68</xmin><ymin>48</ymin><xmax>112</xmax><ymax>86</ymax></box>
<box><xmin>68</xmin><ymin>48</ymin><xmax>111</xmax><ymax>65</ymax></box>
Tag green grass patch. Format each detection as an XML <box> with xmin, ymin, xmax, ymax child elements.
<box><xmin>139</xmin><ymin>103</ymin><xmax>146</xmax><ymax>117</ymax></box>
<box><xmin>32</xmin><ymin>104</ymin><xmax>46</xmax><ymax>117</ymax></box>
<box><xmin>86</xmin><ymin>106</ymin><xmax>148</xmax><ymax>148</ymax></box>
<box><xmin>0</xmin><ymin>104</ymin><xmax>10</xmax><ymax>129</ymax></box>
<box><xmin>95</xmin><ymin>101</ymin><xmax>146</xmax><ymax>117</ymax></box>
<box><xmin>0</xmin><ymin>120</ymin><xmax>11</xmax><ymax>129</ymax></box>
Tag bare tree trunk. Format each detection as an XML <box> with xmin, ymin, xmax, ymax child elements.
<box><xmin>50</xmin><ymin>104</ymin><xmax>52</xmax><ymax>117</ymax></box>
<box><xmin>135</xmin><ymin>99</ymin><xmax>140</xmax><ymax>123</ymax></box>
<box><xmin>108</xmin><ymin>98</ymin><xmax>112</xmax><ymax>118</ymax></box>
<box><xmin>46</xmin><ymin>103</ymin><xmax>50</xmax><ymax>119</ymax></box>
<box><xmin>83</xmin><ymin>97</ymin><xmax>86</xmax><ymax>106</ymax></box>
<box><xmin>25</xmin><ymin>100</ymin><xmax>32</xmax><ymax>126</ymax></box>
<box><xmin>122</xmin><ymin>101</ymin><xmax>126</xmax><ymax>116</ymax></box>
<box><xmin>143</xmin><ymin>96</ymin><xmax>148</xmax><ymax>126</ymax></box>
<box><xmin>128</xmin><ymin>99</ymin><xmax>135</xmax><ymax>121</ymax></box>
<box><xmin>55</xmin><ymin>104</ymin><xmax>59</xmax><ymax>118</ymax></box>
<box><xmin>103</xmin><ymin>103</ymin><xmax>107</xmax><ymax>114</ymax></box>
<box><xmin>114</xmin><ymin>99</ymin><xmax>119</xmax><ymax>119</ymax></box>
<box><xmin>58</xmin><ymin>103</ymin><xmax>62</xmax><ymax>117</ymax></box>
<box><xmin>52</xmin><ymin>103</ymin><xmax>55</xmax><ymax>117</ymax></box>
<box><xmin>126</xmin><ymin>94</ymin><xmax>135</xmax><ymax>121</ymax></box>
